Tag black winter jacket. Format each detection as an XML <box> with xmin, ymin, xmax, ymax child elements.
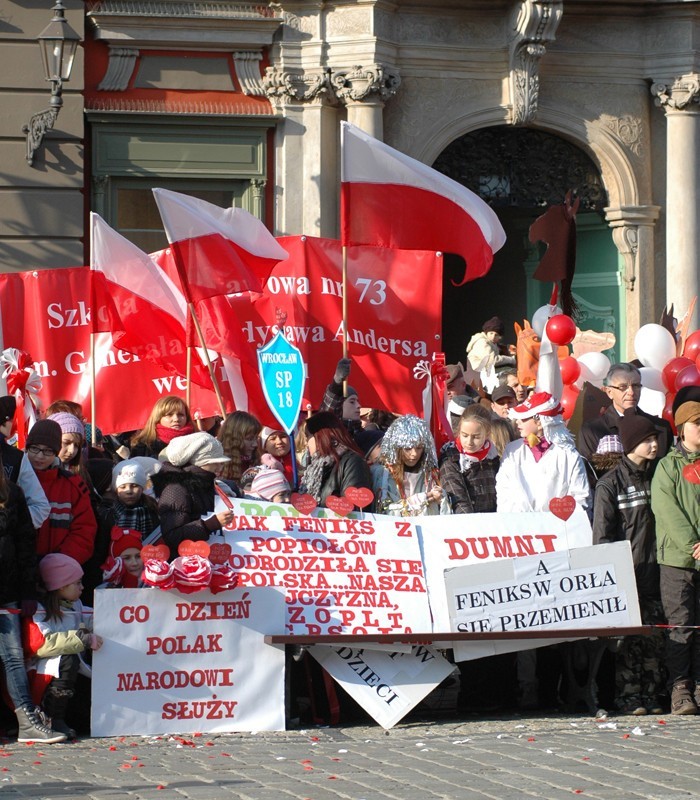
<box><xmin>439</xmin><ymin>443</ymin><xmax>499</xmax><ymax>514</ymax></box>
<box><xmin>314</xmin><ymin>450</ymin><xmax>374</xmax><ymax>511</ymax></box>
<box><xmin>151</xmin><ymin>463</ymin><xmax>223</xmax><ymax>560</ymax></box>
<box><xmin>0</xmin><ymin>482</ymin><xmax>38</xmax><ymax>605</ymax></box>
<box><xmin>592</xmin><ymin>455</ymin><xmax>659</xmax><ymax>599</ymax></box>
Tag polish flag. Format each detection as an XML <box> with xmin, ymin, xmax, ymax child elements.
<box><xmin>90</xmin><ymin>213</ymin><xmax>211</xmax><ymax>388</ymax></box>
<box><xmin>340</xmin><ymin>122</ymin><xmax>506</xmax><ymax>285</ymax></box>
<box><xmin>152</xmin><ymin>188</ymin><xmax>288</xmax><ymax>304</ymax></box>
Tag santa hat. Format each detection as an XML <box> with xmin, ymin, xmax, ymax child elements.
<box><xmin>508</xmin><ymin>391</ymin><xmax>563</xmax><ymax>420</ymax></box>
<box><xmin>110</xmin><ymin>527</ymin><xmax>143</xmax><ymax>558</ymax></box>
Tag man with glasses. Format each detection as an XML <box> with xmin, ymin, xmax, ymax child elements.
<box><xmin>578</xmin><ymin>363</ymin><xmax>673</xmax><ymax>464</ymax></box>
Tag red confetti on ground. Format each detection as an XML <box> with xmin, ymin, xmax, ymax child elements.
<box><xmin>23</xmin><ymin>742</ymin><xmax>34</xmax><ymax>747</ymax></box>
<box><xmin>205</xmin><ymin>742</ymin><xmax>214</xmax><ymax>747</ymax></box>
<box><xmin>156</xmin><ymin>785</ymin><xmax>166</xmax><ymax>790</ymax></box>
<box><xmin>658</xmin><ymin>719</ymin><xmax>666</xmax><ymax>725</ymax></box>
<box><xmin>129</xmin><ymin>742</ymin><xmax>139</xmax><ymax>746</ymax></box>
<box><xmin>310</xmin><ymin>736</ymin><xmax>319</xmax><ymax>741</ymax></box>
<box><xmin>1</xmin><ymin>767</ymin><xmax>8</xmax><ymax>772</ymax></box>
<box><xmin>528</xmin><ymin>737</ymin><xmax>536</xmax><ymax>742</ymax></box>
<box><xmin>331</xmin><ymin>758</ymin><xmax>341</xmax><ymax>761</ymax></box>
<box><xmin>131</xmin><ymin>756</ymin><xmax>139</xmax><ymax>761</ymax></box>
<box><xmin>582</xmin><ymin>757</ymin><xmax>590</xmax><ymax>761</ymax></box>
<box><xmin>622</xmin><ymin>734</ymin><xmax>630</xmax><ymax>739</ymax></box>
<box><xmin>221</xmin><ymin>753</ymin><xmax>231</xmax><ymax>757</ymax></box>
<box><xmin>194</xmin><ymin>732</ymin><xmax>202</xmax><ymax>737</ymax></box>
<box><xmin>32</xmin><ymin>761</ymin><xmax>41</xmax><ymax>765</ymax></box>
<box><xmin>109</xmin><ymin>746</ymin><xmax>117</xmax><ymax>751</ymax></box>
<box><xmin>121</xmin><ymin>764</ymin><xmax>132</xmax><ymax>769</ymax></box>
<box><xmin>301</xmin><ymin>759</ymin><xmax>312</xmax><ymax>764</ymax></box>
<box><xmin>304</xmin><ymin>766</ymin><xmax>314</xmax><ymax>771</ymax></box>
<box><xmin>119</xmin><ymin>737</ymin><xmax>126</xmax><ymax>742</ymax></box>
<box><xmin>138</xmin><ymin>763</ymin><xmax>144</xmax><ymax>768</ymax></box>
<box><xmin>328</xmin><ymin>776</ymin><xmax>337</xmax><ymax>780</ymax></box>
<box><xmin>0</xmin><ymin>752</ymin><xmax>11</xmax><ymax>757</ymax></box>
<box><xmin>574</xmin><ymin>791</ymin><xmax>584</xmax><ymax>795</ymax></box>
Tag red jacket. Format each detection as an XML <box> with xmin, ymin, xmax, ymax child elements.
<box><xmin>34</xmin><ymin>466</ymin><xmax>97</xmax><ymax>566</ymax></box>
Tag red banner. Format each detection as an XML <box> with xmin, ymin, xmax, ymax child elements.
<box><xmin>0</xmin><ymin>269</ymin><xmax>224</xmax><ymax>433</ymax></box>
<box><xmin>0</xmin><ymin>240</ymin><xmax>442</xmax><ymax>432</ymax></box>
<box><xmin>195</xmin><ymin>237</ymin><xmax>444</xmax><ymax>416</ymax></box>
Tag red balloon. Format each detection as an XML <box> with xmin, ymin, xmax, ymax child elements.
<box><xmin>560</xmin><ymin>383</ymin><xmax>580</xmax><ymax>421</ymax></box>
<box><xmin>546</xmin><ymin>314</ymin><xmax>577</xmax><ymax>346</ymax></box>
<box><xmin>662</xmin><ymin>392</ymin><xmax>677</xmax><ymax>433</ymax></box>
<box><xmin>675</xmin><ymin>364</ymin><xmax>700</xmax><ymax>391</ymax></box>
<box><xmin>559</xmin><ymin>356</ymin><xmax>581</xmax><ymax>386</ymax></box>
<box><xmin>683</xmin><ymin>330</ymin><xmax>700</xmax><ymax>361</ymax></box>
<box><xmin>663</xmin><ymin>357</ymin><xmax>694</xmax><ymax>392</ymax></box>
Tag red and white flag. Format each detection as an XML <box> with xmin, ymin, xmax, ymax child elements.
<box><xmin>340</xmin><ymin>122</ymin><xmax>506</xmax><ymax>285</ymax></box>
<box><xmin>152</xmin><ymin>188</ymin><xmax>288</xmax><ymax>304</ymax></box>
<box><xmin>90</xmin><ymin>213</ymin><xmax>211</xmax><ymax>388</ymax></box>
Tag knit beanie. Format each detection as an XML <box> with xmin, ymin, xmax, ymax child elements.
<box><xmin>260</xmin><ymin>426</ymin><xmax>284</xmax><ymax>449</ymax></box>
<box><xmin>595</xmin><ymin>435</ymin><xmax>623</xmax><ymax>455</ymax></box>
<box><xmin>159</xmin><ymin>431</ymin><xmax>230</xmax><ymax>467</ymax></box>
<box><xmin>0</xmin><ymin>396</ymin><xmax>16</xmax><ymax>425</ymax></box>
<box><xmin>250</xmin><ymin>466</ymin><xmax>290</xmax><ymax>501</ymax></box>
<box><xmin>110</xmin><ymin>527</ymin><xmax>143</xmax><ymax>558</ymax></box>
<box><xmin>26</xmin><ymin>419</ymin><xmax>62</xmax><ymax>454</ymax></box>
<box><xmin>113</xmin><ymin>459</ymin><xmax>147</xmax><ymax>489</ymax></box>
<box><xmin>39</xmin><ymin>553</ymin><xmax>83</xmax><ymax>592</ymax></box>
<box><xmin>618</xmin><ymin>412</ymin><xmax>658</xmax><ymax>454</ymax></box>
<box><xmin>48</xmin><ymin>412</ymin><xmax>84</xmax><ymax>438</ymax></box>
<box><xmin>305</xmin><ymin>411</ymin><xmax>344</xmax><ymax>437</ymax></box>
<box><xmin>482</xmin><ymin>316</ymin><xmax>505</xmax><ymax>335</ymax></box>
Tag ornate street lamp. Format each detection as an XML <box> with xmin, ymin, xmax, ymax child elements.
<box><xmin>23</xmin><ymin>1</ymin><xmax>81</xmax><ymax>166</ymax></box>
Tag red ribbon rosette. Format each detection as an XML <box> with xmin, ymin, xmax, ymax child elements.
<box><xmin>171</xmin><ymin>555</ymin><xmax>212</xmax><ymax>594</ymax></box>
<box><xmin>101</xmin><ymin>555</ymin><xmax>127</xmax><ymax>586</ymax></box>
<box><xmin>209</xmin><ymin>563</ymin><xmax>239</xmax><ymax>594</ymax></box>
<box><xmin>142</xmin><ymin>558</ymin><xmax>176</xmax><ymax>591</ymax></box>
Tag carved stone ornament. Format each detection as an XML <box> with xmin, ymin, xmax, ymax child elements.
<box><xmin>331</xmin><ymin>64</ymin><xmax>401</xmax><ymax>104</ymax></box>
<box><xmin>610</xmin><ymin>224</ymin><xmax>639</xmax><ymax>291</ymax></box>
<box><xmin>234</xmin><ymin>51</ymin><xmax>264</xmax><ymax>96</ymax></box>
<box><xmin>651</xmin><ymin>73</ymin><xmax>700</xmax><ymax>111</ymax></box>
<box><xmin>98</xmin><ymin>47</ymin><xmax>139</xmax><ymax>92</ymax></box>
<box><xmin>509</xmin><ymin>0</ymin><xmax>563</xmax><ymax>125</ymax></box>
<box><xmin>262</xmin><ymin>66</ymin><xmax>334</xmax><ymax>103</ymax></box>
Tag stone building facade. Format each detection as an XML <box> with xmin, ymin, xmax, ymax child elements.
<box><xmin>1</xmin><ymin>0</ymin><xmax>699</xmax><ymax>359</ymax></box>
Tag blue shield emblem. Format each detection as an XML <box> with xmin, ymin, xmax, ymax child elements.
<box><xmin>257</xmin><ymin>331</ymin><xmax>306</xmax><ymax>435</ymax></box>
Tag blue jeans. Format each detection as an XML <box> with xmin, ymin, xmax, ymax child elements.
<box><xmin>0</xmin><ymin>604</ymin><xmax>32</xmax><ymax>710</ymax></box>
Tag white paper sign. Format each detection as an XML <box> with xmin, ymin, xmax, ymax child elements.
<box><xmin>420</xmin><ymin>506</ymin><xmax>593</xmax><ymax>630</ymax></box>
<box><xmin>91</xmin><ymin>587</ymin><xmax>286</xmax><ymax>736</ymax></box>
<box><xmin>445</xmin><ymin>542</ymin><xmax>641</xmax><ymax>662</ymax></box>
<box><xmin>309</xmin><ymin>644</ymin><xmax>454</xmax><ymax>729</ymax></box>
<box><xmin>215</xmin><ymin>498</ymin><xmax>431</xmax><ymax>636</ymax></box>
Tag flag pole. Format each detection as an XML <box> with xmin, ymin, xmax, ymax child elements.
<box><xmin>342</xmin><ymin>245</ymin><xmax>349</xmax><ymax>396</ymax></box>
<box><xmin>186</xmin><ymin>345</ymin><xmax>192</xmax><ymax>411</ymax></box>
<box><xmin>187</xmin><ymin>302</ymin><xmax>227</xmax><ymax>418</ymax></box>
<box><xmin>88</xmin><ymin>216</ymin><xmax>97</xmax><ymax>446</ymax></box>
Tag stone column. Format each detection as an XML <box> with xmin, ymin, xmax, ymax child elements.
<box><xmin>605</xmin><ymin>206</ymin><xmax>660</xmax><ymax>358</ymax></box>
<box><xmin>332</xmin><ymin>64</ymin><xmax>401</xmax><ymax>140</ymax></box>
<box><xmin>652</xmin><ymin>74</ymin><xmax>700</xmax><ymax>329</ymax></box>
<box><xmin>263</xmin><ymin>67</ymin><xmax>338</xmax><ymax>238</ymax></box>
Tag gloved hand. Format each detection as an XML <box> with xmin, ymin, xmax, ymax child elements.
<box><xmin>76</xmin><ymin>629</ymin><xmax>103</xmax><ymax>650</ymax></box>
<box><xmin>333</xmin><ymin>357</ymin><xmax>351</xmax><ymax>385</ymax></box>
<box><xmin>20</xmin><ymin>599</ymin><xmax>37</xmax><ymax>618</ymax></box>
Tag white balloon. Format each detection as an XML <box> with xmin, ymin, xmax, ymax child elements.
<box><xmin>639</xmin><ymin>366</ymin><xmax>665</xmax><ymax>394</ymax></box>
<box><xmin>634</xmin><ymin>323</ymin><xmax>677</xmax><ymax>371</ymax></box>
<box><xmin>576</xmin><ymin>351</ymin><xmax>611</xmax><ymax>387</ymax></box>
<box><xmin>638</xmin><ymin>386</ymin><xmax>665</xmax><ymax>418</ymax></box>
<box><xmin>531</xmin><ymin>304</ymin><xmax>562</xmax><ymax>339</ymax></box>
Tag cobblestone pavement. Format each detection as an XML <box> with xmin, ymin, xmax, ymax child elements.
<box><xmin>1</xmin><ymin>712</ymin><xmax>699</xmax><ymax>800</ymax></box>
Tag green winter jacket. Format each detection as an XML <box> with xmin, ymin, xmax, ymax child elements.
<box><xmin>651</xmin><ymin>444</ymin><xmax>700</xmax><ymax>569</ymax></box>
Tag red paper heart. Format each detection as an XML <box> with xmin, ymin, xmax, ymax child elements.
<box><xmin>141</xmin><ymin>544</ymin><xmax>169</xmax><ymax>562</ymax></box>
<box><xmin>290</xmin><ymin>493</ymin><xmax>318</xmax><ymax>515</ymax></box>
<box><xmin>178</xmin><ymin>540</ymin><xmax>211</xmax><ymax>558</ymax></box>
<box><xmin>325</xmin><ymin>495</ymin><xmax>354</xmax><ymax>517</ymax></box>
<box><xmin>344</xmin><ymin>486</ymin><xmax>374</xmax><ymax>509</ymax></box>
<box><xmin>208</xmin><ymin>542</ymin><xmax>232</xmax><ymax>565</ymax></box>
<box><xmin>549</xmin><ymin>495</ymin><xmax>576</xmax><ymax>521</ymax></box>
<box><xmin>683</xmin><ymin>463</ymin><xmax>700</xmax><ymax>485</ymax></box>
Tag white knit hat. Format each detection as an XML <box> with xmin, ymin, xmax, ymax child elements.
<box><xmin>112</xmin><ymin>459</ymin><xmax>147</xmax><ymax>489</ymax></box>
<box><xmin>159</xmin><ymin>432</ymin><xmax>230</xmax><ymax>467</ymax></box>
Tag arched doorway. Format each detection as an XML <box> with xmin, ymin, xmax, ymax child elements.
<box><xmin>433</xmin><ymin>127</ymin><xmax>622</xmax><ymax>365</ymax></box>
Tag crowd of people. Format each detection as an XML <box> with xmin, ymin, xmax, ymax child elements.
<box><xmin>0</xmin><ymin>314</ymin><xmax>699</xmax><ymax>741</ymax></box>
